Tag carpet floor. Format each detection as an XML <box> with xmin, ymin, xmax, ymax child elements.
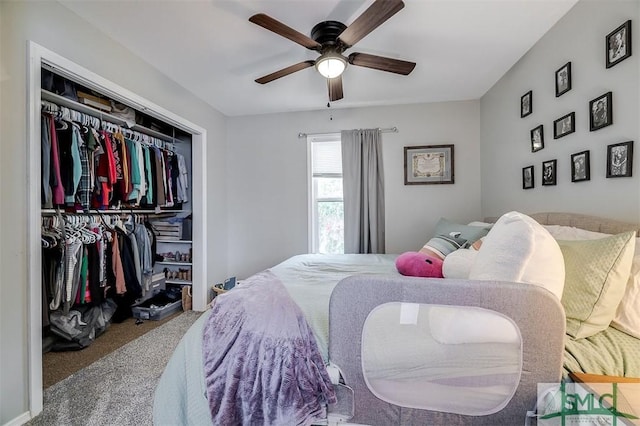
<box><xmin>42</xmin><ymin>311</ymin><xmax>183</xmax><ymax>388</ymax></box>
<box><xmin>28</xmin><ymin>310</ymin><xmax>203</xmax><ymax>426</ymax></box>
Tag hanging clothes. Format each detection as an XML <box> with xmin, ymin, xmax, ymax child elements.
<box><xmin>41</xmin><ymin>114</ymin><xmax>53</xmax><ymax>208</ymax></box>
<box><xmin>142</xmin><ymin>145</ymin><xmax>154</xmax><ymax>206</ymax></box>
<box><xmin>132</xmin><ymin>221</ymin><xmax>153</xmax><ymax>294</ymax></box>
<box><xmin>152</xmin><ymin>147</ymin><xmax>167</xmax><ymax>206</ymax></box>
<box><xmin>176</xmin><ymin>153</ymin><xmax>189</xmax><ymax>203</ymax></box>
<box><xmin>92</xmin><ymin>130</ymin><xmax>117</xmax><ymax>210</ymax></box>
<box><xmin>74</xmin><ymin>124</ymin><xmax>92</xmax><ymax>211</ymax></box>
<box><xmin>125</xmin><ymin>138</ymin><xmax>143</xmax><ymax>204</ymax></box>
<box><xmin>42</xmin><ymin>100</ymin><xmax>189</xmax><ymax>211</ymax></box>
<box><xmin>49</xmin><ymin>116</ymin><xmax>66</xmax><ymax>206</ymax></box>
<box><xmin>110</xmin><ymin>232</ymin><xmax>127</xmax><ymax>295</ymax></box>
<box><xmin>162</xmin><ymin>150</ymin><xmax>174</xmax><ymax>207</ymax></box>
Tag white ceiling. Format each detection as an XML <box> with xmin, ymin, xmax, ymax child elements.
<box><xmin>60</xmin><ymin>0</ymin><xmax>579</xmax><ymax>117</ymax></box>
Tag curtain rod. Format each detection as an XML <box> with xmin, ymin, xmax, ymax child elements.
<box><xmin>298</xmin><ymin>127</ymin><xmax>398</xmax><ymax>139</ymax></box>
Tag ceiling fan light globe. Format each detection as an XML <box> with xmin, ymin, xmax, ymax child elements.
<box><xmin>316</xmin><ymin>55</ymin><xmax>346</xmax><ymax>79</ymax></box>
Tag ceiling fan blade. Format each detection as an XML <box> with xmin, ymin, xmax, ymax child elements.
<box><xmin>249</xmin><ymin>13</ymin><xmax>322</xmax><ymax>51</ymax></box>
<box><xmin>338</xmin><ymin>0</ymin><xmax>405</xmax><ymax>48</ymax></box>
<box><xmin>255</xmin><ymin>60</ymin><xmax>316</xmax><ymax>84</ymax></box>
<box><xmin>327</xmin><ymin>76</ymin><xmax>344</xmax><ymax>102</ymax></box>
<box><xmin>348</xmin><ymin>52</ymin><xmax>415</xmax><ymax>75</ymax></box>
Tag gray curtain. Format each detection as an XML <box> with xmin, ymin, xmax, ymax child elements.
<box><xmin>341</xmin><ymin>129</ymin><xmax>385</xmax><ymax>254</ymax></box>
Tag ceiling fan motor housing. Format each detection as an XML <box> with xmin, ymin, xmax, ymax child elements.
<box><xmin>311</xmin><ymin>20</ymin><xmax>347</xmax><ymax>52</ymax></box>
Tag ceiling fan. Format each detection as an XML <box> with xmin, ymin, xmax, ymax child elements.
<box><xmin>249</xmin><ymin>0</ymin><xmax>416</xmax><ymax>102</ymax></box>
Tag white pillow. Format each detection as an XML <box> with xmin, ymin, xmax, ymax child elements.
<box><xmin>467</xmin><ymin>221</ymin><xmax>494</xmax><ymax>228</ymax></box>
<box><xmin>544</xmin><ymin>225</ymin><xmax>640</xmax><ymax>339</ymax></box>
<box><xmin>469</xmin><ymin>211</ymin><xmax>565</xmax><ymax>300</ymax></box>
<box><xmin>442</xmin><ymin>248</ymin><xmax>478</xmax><ymax>279</ymax></box>
<box><xmin>429</xmin><ymin>306</ymin><xmax>520</xmax><ymax>344</ymax></box>
<box><xmin>543</xmin><ymin>225</ymin><xmax>609</xmax><ymax>240</ymax></box>
<box><xmin>614</xmin><ymin>238</ymin><xmax>640</xmax><ymax>338</ymax></box>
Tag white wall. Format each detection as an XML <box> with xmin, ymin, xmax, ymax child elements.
<box><xmin>0</xmin><ymin>1</ymin><xmax>227</xmax><ymax>423</ymax></box>
<box><xmin>227</xmin><ymin>101</ymin><xmax>481</xmax><ymax>279</ymax></box>
<box><xmin>480</xmin><ymin>0</ymin><xmax>640</xmax><ymax>223</ymax></box>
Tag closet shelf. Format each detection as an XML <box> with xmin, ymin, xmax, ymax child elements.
<box><xmin>41</xmin><ymin>89</ymin><xmax>177</xmax><ymax>142</ymax></box>
<box><xmin>157</xmin><ymin>261</ymin><xmax>192</xmax><ymax>266</ymax></box>
<box><xmin>157</xmin><ymin>239</ymin><xmax>192</xmax><ymax>243</ymax></box>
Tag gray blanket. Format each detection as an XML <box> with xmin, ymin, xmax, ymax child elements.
<box><xmin>202</xmin><ymin>270</ymin><xmax>336</xmax><ymax>426</ymax></box>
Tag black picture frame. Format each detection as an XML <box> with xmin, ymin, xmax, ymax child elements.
<box><xmin>522</xmin><ymin>165</ymin><xmax>534</xmax><ymax>189</ymax></box>
<box><xmin>530</xmin><ymin>125</ymin><xmax>544</xmax><ymax>152</ymax></box>
<box><xmin>553</xmin><ymin>112</ymin><xmax>575</xmax><ymax>139</ymax></box>
<box><xmin>404</xmin><ymin>144</ymin><xmax>455</xmax><ymax>185</ymax></box>
<box><xmin>542</xmin><ymin>159</ymin><xmax>557</xmax><ymax>186</ymax></box>
<box><xmin>521</xmin><ymin>90</ymin><xmax>532</xmax><ymax>118</ymax></box>
<box><xmin>606</xmin><ymin>141</ymin><xmax>633</xmax><ymax>178</ymax></box>
<box><xmin>606</xmin><ymin>20</ymin><xmax>632</xmax><ymax>68</ymax></box>
<box><xmin>589</xmin><ymin>92</ymin><xmax>613</xmax><ymax>131</ymax></box>
<box><xmin>571</xmin><ymin>150</ymin><xmax>590</xmax><ymax>182</ymax></box>
<box><xmin>555</xmin><ymin>62</ymin><xmax>571</xmax><ymax>97</ymax></box>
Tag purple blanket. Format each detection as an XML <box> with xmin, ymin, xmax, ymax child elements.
<box><xmin>202</xmin><ymin>270</ymin><xmax>337</xmax><ymax>425</ymax></box>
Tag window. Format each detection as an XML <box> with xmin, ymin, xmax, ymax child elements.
<box><xmin>308</xmin><ymin>134</ymin><xmax>344</xmax><ymax>254</ymax></box>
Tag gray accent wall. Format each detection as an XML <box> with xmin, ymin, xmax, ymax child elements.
<box><xmin>226</xmin><ymin>101</ymin><xmax>481</xmax><ymax>279</ymax></box>
<box><xmin>480</xmin><ymin>0</ymin><xmax>640</xmax><ymax>223</ymax></box>
<box><xmin>0</xmin><ymin>1</ymin><xmax>227</xmax><ymax>423</ymax></box>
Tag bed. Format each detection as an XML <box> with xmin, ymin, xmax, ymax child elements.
<box><xmin>153</xmin><ymin>212</ymin><xmax>640</xmax><ymax>425</ymax></box>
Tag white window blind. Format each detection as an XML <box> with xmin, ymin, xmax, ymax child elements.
<box><xmin>312</xmin><ymin>140</ymin><xmax>342</xmax><ymax>176</ymax></box>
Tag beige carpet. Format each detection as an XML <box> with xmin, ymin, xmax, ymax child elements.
<box><xmin>43</xmin><ymin>311</ymin><xmax>183</xmax><ymax>388</ymax></box>
<box><xmin>29</xmin><ymin>310</ymin><xmax>203</xmax><ymax>426</ymax></box>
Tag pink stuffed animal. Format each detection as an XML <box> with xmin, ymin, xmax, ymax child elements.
<box><xmin>395</xmin><ymin>251</ymin><xmax>444</xmax><ymax>278</ymax></box>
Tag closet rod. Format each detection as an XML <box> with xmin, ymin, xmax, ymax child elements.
<box><xmin>298</xmin><ymin>126</ymin><xmax>398</xmax><ymax>139</ymax></box>
<box><xmin>41</xmin><ymin>89</ymin><xmax>179</xmax><ymax>147</ymax></box>
<box><xmin>41</xmin><ymin>209</ymin><xmax>188</xmax><ymax>216</ymax></box>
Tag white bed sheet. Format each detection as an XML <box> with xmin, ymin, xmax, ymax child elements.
<box><xmin>272</xmin><ymin>253</ymin><xmax>399</xmax><ymax>360</ymax></box>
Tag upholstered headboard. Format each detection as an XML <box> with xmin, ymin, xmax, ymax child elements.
<box><xmin>485</xmin><ymin>212</ymin><xmax>640</xmax><ymax>236</ymax></box>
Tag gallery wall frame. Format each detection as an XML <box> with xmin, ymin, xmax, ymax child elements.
<box><xmin>606</xmin><ymin>20</ymin><xmax>632</xmax><ymax>68</ymax></box>
<box><xmin>531</xmin><ymin>125</ymin><xmax>544</xmax><ymax>152</ymax></box>
<box><xmin>555</xmin><ymin>62</ymin><xmax>572</xmax><ymax>97</ymax></box>
<box><xmin>522</xmin><ymin>165</ymin><xmax>535</xmax><ymax>189</ymax></box>
<box><xmin>554</xmin><ymin>112</ymin><xmax>575</xmax><ymax>139</ymax></box>
<box><xmin>589</xmin><ymin>91</ymin><xmax>613</xmax><ymax>131</ymax></box>
<box><xmin>521</xmin><ymin>90</ymin><xmax>532</xmax><ymax>118</ymax></box>
<box><xmin>606</xmin><ymin>141</ymin><xmax>633</xmax><ymax>178</ymax></box>
<box><xmin>570</xmin><ymin>150</ymin><xmax>590</xmax><ymax>182</ymax></box>
<box><xmin>542</xmin><ymin>159</ymin><xmax>557</xmax><ymax>186</ymax></box>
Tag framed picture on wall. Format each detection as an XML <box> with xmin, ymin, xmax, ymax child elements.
<box><xmin>555</xmin><ymin>62</ymin><xmax>571</xmax><ymax>97</ymax></box>
<box><xmin>404</xmin><ymin>144</ymin><xmax>455</xmax><ymax>185</ymax></box>
<box><xmin>606</xmin><ymin>20</ymin><xmax>632</xmax><ymax>68</ymax></box>
<box><xmin>522</xmin><ymin>165</ymin><xmax>534</xmax><ymax>189</ymax></box>
<box><xmin>571</xmin><ymin>150</ymin><xmax>590</xmax><ymax>182</ymax></box>
<box><xmin>553</xmin><ymin>112</ymin><xmax>575</xmax><ymax>139</ymax></box>
<box><xmin>521</xmin><ymin>90</ymin><xmax>532</xmax><ymax>118</ymax></box>
<box><xmin>530</xmin><ymin>125</ymin><xmax>544</xmax><ymax>152</ymax></box>
<box><xmin>542</xmin><ymin>159</ymin><xmax>557</xmax><ymax>186</ymax></box>
<box><xmin>606</xmin><ymin>141</ymin><xmax>633</xmax><ymax>178</ymax></box>
<box><xmin>589</xmin><ymin>92</ymin><xmax>612</xmax><ymax>131</ymax></box>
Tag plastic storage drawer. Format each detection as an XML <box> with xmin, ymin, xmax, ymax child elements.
<box><xmin>132</xmin><ymin>299</ymin><xmax>182</xmax><ymax>321</ymax></box>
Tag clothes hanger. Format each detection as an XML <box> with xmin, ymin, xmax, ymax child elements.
<box><xmin>55</xmin><ymin>119</ymin><xmax>69</xmax><ymax>130</ymax></box>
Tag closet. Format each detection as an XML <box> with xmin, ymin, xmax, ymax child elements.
<box><xmin>39</xmin><ymin>64</ymin><xmax>197</xmax><ymax>351</ymax></box>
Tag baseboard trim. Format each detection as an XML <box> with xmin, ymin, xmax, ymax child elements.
<box><xmin>3</xmin><ymin>411</ymin><xmax>31</xmax><ymax>426</ymax></box>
